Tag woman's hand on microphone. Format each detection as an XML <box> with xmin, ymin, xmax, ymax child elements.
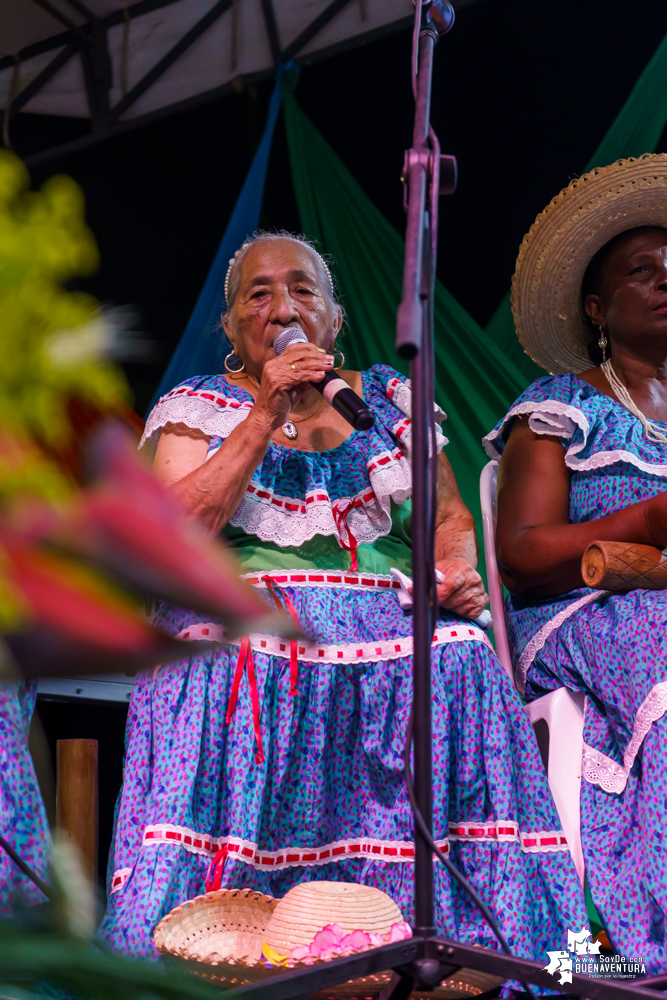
<box><xmin>251</xmin><ymin>342</ymin><xmax>334</xmax><ymax>432</ymax></box>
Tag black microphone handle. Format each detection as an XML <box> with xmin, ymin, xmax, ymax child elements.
<box><xmin>312</xmin><ymin>370</ymin><xmax>375</xmax><ymax>432</ymax></box>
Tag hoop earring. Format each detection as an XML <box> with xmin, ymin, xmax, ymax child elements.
<box><xmin>332</xmin><ymin>348</ymin><xmax>345</xmax><ymax>371</ymax></box>
<box><xmin>597</xmin><ymin>327</ymin><xmax>608</xmax><ymax>364</ymax></box>
<box><xmin>224</xmin><ymin>351</ymin><xmax>245</xmax><ymax>374</ymax></box>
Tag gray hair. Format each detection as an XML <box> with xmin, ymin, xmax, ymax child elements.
<box><xmin>223</xmin><ymin>231</ymin><xmax>337</xmax><ymax>310</ymax></box>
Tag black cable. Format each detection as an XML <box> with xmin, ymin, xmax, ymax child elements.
<box><xmin>403</xmin><ymin>713</ymin><xmax>538</xmax><ymax>1000</ymax></box>
<box><xmin>0</xmin><ymin>834</ymin><xmax>52</xmax><ymax>900</ymax></box>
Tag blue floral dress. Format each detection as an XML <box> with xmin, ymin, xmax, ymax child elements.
<box><xmin>486</xmin><ymin>372</ymin><xmax>667</xmax><ymax>973</ymax></box>
<box><xmin>0</xmin><ymin>681</ymin><xmax>50</xmax><ymax>913</ymax></box>
<box><xmin>99</xmin><ymin>364</ymin><xmax>586</xmax><ymax>965</ymax></box>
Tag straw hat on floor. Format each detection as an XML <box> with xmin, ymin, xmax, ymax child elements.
<box><xmin>153</xmin><ymin>886</ymin><xmax>277</xmax><ymax>966</ymax></box>
<box><xmin>154</xmin><ymin>880</ymin><xmax>503</xmax><ymax>998</ymax></box>
<box><xmin>512</xmin><ymin>153</ymin><xmax>667</xmax><ymax>374</ymax></box>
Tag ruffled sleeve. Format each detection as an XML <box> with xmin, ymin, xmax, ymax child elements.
<box><xmin>361</xmin><ymin>364</ymin><xmax>449</xmax><ymax>459</ymax></box>
<box><xmin>483</xmin><ymin>372</ymin><xmax>667</xmax><ymax>477</ymax></box>
<box><xmin>483</xmin><ymin>374</ymin><xmax>587</xmax><ymax>459</ymax></box>
<box><xmin>138</xmin><ymin>375</ymin><xmax>253</xmax><ymax>459</ymax></box>
<box><xmin>137</xmin><ymin>365</ymin><xmax>451</xmax><ymax>553</ymax></box>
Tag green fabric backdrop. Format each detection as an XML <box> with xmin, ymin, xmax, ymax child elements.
<box><xmin>284</xmin><ymin>29</ymin><xmax>667</xmax><ymax>581</ymax></box>
<box><xmin>284</xmin><ymin>88</ymin><xmax>527</xmax><ymax>571</ymax></box>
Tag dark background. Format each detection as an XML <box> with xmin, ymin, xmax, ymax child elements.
<box><xmin>10</xmin><ymin>0</ymin><xmax>667</xmax><ymax>891</ymax></box>
<box><xmin>11</xmin><ymin>0</ymin><xmax>667</xmax><ymax>415</ymax></box>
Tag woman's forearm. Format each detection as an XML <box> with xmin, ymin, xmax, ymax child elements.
<box><xmin>434</xmin><ymin>514</ymin><xmax>478</xmax><ymax>569</ymax></box>
<box><xmin>499</xmin><ymin>495</ymin><xmax>662</xmax><ymax>597</ymax></box>
<box><xmin>169</xmin><ymin>409</ymin><xmax>274</xmax><ymax>533</ymax></box>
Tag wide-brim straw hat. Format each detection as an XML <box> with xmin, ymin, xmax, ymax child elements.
<box><xmin>154</xmin><ymin>880</ymin><xmax>503</xmax><ymax>998</ymax></box>
<box><xmin>512</xmin><ymin>153</ymin><xmax>667</xmax><ymax>374</ymax></box>
<box><xmin>153</xmin><ymin>887</ymin><xmax>278</xmax><ymax>966</ymax></box>
<box><xmin>263</xmin><ymin>880</ymin><xmax>402</xmax><ymax>956</ymax></box>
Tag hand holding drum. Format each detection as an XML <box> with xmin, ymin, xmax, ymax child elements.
<box><xmin>581</xmin><ymin>540</ymin><xmax>667</xmax><ymax>592</ymax></box>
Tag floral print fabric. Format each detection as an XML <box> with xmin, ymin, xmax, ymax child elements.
<box><xmin>99</xmin><ymin>367</ymin><xmax>587</xmax><ymax>972</ymax></box>
<box><xmin>0</xmin><ymin>681</ymin><xmax>50</xmax><ymax>912</ymax></box>
<box><xmin>486</xmin><ymin>372</ymin><xmax>667</xmax><ymax>972</ymax></box>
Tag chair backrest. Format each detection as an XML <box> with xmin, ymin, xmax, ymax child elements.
<box><xmin>479</xmin><ymin>460</ymin><xmax>514</xmax><ymax>682</ymax></box>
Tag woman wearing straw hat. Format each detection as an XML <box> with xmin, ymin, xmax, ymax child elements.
<box><xmin>486</xmin><ymin>153</ymin><xmax>667</xmax><ymax>970</ymax></box>
<box><xmin>100</xmin><ymin>231</ymin><xmax>588</xmax><ymax>960</ymax></box>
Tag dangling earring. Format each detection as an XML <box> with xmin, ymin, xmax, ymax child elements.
<box><xmin>597</xmin><ymin>326</ymin><xmax>608</xmax><ymax>364</ymax></box>
<box><xmin>332</xmin><ymin>348</ymin><xmax>345</xmax><ymax>371</ymax></box>
<box><xmin>224</xmin><ymin>351</ymin><xmax>245</xmax><ymax>374</ymax></box>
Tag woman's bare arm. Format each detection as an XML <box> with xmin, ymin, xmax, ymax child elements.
<box><xmin>497</xmin><ymin>416</ymin><xmax>667</xmax><ymax>597</ymax></box>
<box><xmin>154</xmin><ymin>407</ymin><xmax>276</xmax><ymax>533</ymax></box>
<box><xmin>153</xmin><ymin>342</ymin><xmax>331</xmax><ymax>533</ymax></box>
<box><xmin>434</xmin><ymin>452</ymin><xmax>488</xmax><ymax>617</ymax></box>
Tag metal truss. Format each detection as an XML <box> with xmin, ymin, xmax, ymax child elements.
<box><xmin>209</xmin><ymin>935</ymin><xmax>666</xmax><ymax>999</ymax></box>
<box><xmin>1</xmin><ymin>0</ymin><xmax>490</xmax><ymax>165</ymax></box>
<box><xmin>2</xmin><ymin>0</ymin><xmax>386</xmax><ymax>164</ymax></box>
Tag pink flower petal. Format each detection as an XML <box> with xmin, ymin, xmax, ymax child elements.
<box><xmin>389</xmin><ymin>921</ymin><xmax>413</xmax><ymax>942</ymax></box>
<box><xmin>340</xmin><ymin>930</ymin><xmax>372</xmax><ymax>951</ymax></box>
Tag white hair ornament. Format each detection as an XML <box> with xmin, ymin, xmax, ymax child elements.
<box><xmin>223</xmin><ymin>237</ymin><xmax>333</xmax><ymax>306</ymax></box>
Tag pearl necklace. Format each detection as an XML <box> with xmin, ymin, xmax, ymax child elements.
<box><xmin>600</xmin><ymin>359</ymin><xmax>667</xmax><ymax>444</ymax></box>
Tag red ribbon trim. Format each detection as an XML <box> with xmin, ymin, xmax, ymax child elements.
<box><xmin>225</xmin><ymin>636</ymin><xmax>264</xmax><ymax>764</ymax></box>
<box><xmin>332</xmin><ymin>497</ymin><xmax>362</xmax><ymax>571</ymax></box>
<box><xmin>205</xmin><ymin>845</ymin><xmax>228</xmax><ymax>891</ymax></box>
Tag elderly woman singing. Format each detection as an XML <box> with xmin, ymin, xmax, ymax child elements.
<box><xmin>100</xmin><ymin>231</ymin><xmax>586</xmax><ymax>959</ymax></box>
<box><xmin>486</xmin><ymin>154</ymin><xmax>667</xmax><ymax>972</ymax></box>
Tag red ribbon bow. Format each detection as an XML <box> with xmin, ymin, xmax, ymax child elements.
<box><xmin>333</xmin><ymin>496</ymin><xmax>373</xmax><ymax>571</ymax></box>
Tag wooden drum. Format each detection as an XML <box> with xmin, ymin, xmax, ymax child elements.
<box><xmin>581</xmin><ymin>540</ymin><xmax>667</xmax><ymax>592</ymax></box>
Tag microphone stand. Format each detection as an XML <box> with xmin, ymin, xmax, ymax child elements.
<box><xmin>395</xmin><ymin>0</ymin><xmax>457</xmax><ymax>953</ymax></box>
<box><xmin>220</xmin><ymin>5</ymin><xmax>657</xmax><ymax>996</ymax></box>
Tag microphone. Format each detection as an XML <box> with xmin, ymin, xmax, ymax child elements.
<box><xmin>273</xmin><ymin>328</ymin><xmax>375</xmax><ymax>432</ymax></box>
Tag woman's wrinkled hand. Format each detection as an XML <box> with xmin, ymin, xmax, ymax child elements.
<box><xmin>252</xmin><ymin>342</ymin><xmax>334</xmax><ymax>431</ymax></box>
<box><xmin>435</xmin><ymin>559</ymin><xmax>488</xmax><ymax>619</ymax></box>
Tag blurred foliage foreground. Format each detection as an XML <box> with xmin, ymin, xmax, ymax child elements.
<box><xmin>0</xmin><ymin>151</ymin><xmax>281</xmax><ymax>996</ymax></box>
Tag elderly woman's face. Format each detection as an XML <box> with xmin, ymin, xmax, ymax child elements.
<box><xmin>223</xmin><ymin>240</ymin><xmax>342</xmax><ymax>376</ymax></box>
<box><xmin>585</xmin><ymin>228</ymin><xmax>667</xmax><ymax>348</ymax></box>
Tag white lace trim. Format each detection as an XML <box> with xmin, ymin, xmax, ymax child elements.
<box><xmin>175</xmin><ymin>622</ymin><xmax>493</xmax><ymax>663</ymax></box>
<box><xmin>582</xmin><ymin>682</ymin><xmax>667</xmax><ymax>797</ymax></box>
<box><xmin>141</xmin><ymin>377</ymin><xmax>446</xmax><ymax>550</ymax></box>
<box><xmin>624</xmin><ymin>680</ymin><xmax>667</xmax><ymax>771</ymax></box>
<box><xmin>109</xmin><ymin>867</ymin><xmax>132</xmax><ymax>894</ymax></box>
<box><xmin>582</xmin><ymin>684</ymin><xmax>667</xmax><ymax>795</ymax></box>
<box><xmin>229</xmin><ymin>479</ymin><xmax>398</xmax><ymax>548</ymax></box>
<box><xmin>483</xmin><ymin>399</ymin><xmax>589</xmax><ymax>459</ymax></box>
<box><xmin>567</xmin><ymin>448</ymin><xmax>667</xmax><ymax>477</ymax></box>
<box><xmin>109</xmin><ymin>818</ymin><xmax>568</xmax><ymax>890</ymax></box>
<box><xmin>515</xmin><ymin>590</ymin><xmax>606</xmax><ymax>694</ymax></box>
<box><xmin>483</xmin><ymin>397</ymin><xmax>667</xmax><ymax>477</ymax></box>
<box><xmin>581</xmin><ymin>743</ymin><xmax>630</xmax><ymax>795</ymax></box>
<box><xmin>139</xmin><ymin>385</ymin><xmax>252</xmax><ymax>457</ymax></box>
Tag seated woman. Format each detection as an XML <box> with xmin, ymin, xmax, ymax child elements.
<box><xmin>486</xmin><ymin>154</ymin><xmax>667</xmax><ymax>972</ymax></box>
<box><xmin>100</xmin><ymin>230</ymin><xmax>586</xmax><ymax>960</ymax></box>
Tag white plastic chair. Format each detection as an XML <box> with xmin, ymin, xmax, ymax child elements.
<box><xmin>480</xmin><ymin>459</ymin><xmax>585</xmax><ymax>885</ymax></box>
